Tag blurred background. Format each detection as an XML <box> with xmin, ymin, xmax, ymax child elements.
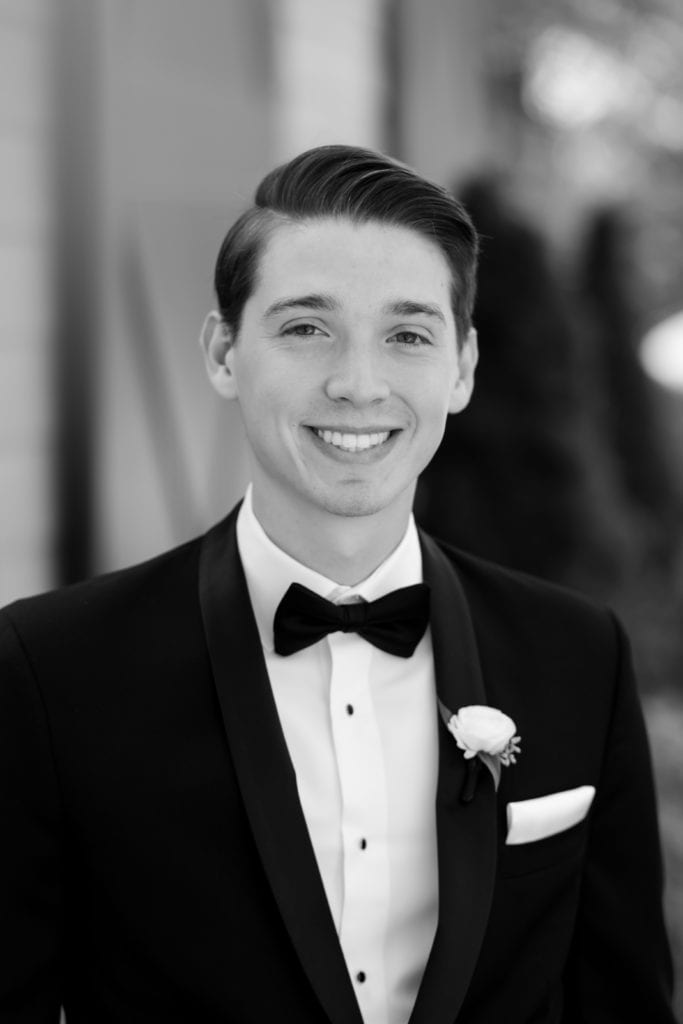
<box><xmin>1</xmin><ymin>0</ymin><xmax>682</xmax><ymax>1009</ymax></box>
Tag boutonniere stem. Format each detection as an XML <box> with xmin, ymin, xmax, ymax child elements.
<box><xmin>461</xmin><ymin>757</ymin><xmax>481</xmax><ymax>804</ymax></box>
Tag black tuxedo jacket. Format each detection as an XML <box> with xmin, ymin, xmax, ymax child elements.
<box><xmin>0</xmin><ymin>507</ymin><xmax>674</xmax><ymax>1023</ymax></box>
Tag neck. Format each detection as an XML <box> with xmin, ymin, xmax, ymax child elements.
<box><xmin>250</xmin><ymin>489</ymin><xmax>415</xmax><ymax>586</ymax></box>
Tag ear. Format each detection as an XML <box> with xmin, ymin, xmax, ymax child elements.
<box><xmin>199</xmin><ymin>310</ymin><xmax>238</xmax><ymax>400</ymax></box>
<box><xmin>448</xmin><ymin>327</ymin><xmax>478</xmax><ymax>414</ymax></box>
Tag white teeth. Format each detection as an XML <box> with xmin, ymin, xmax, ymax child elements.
<box><xmin>316</xmin><ymin>429</ymin><xmax>391</xmax><ymax>451</ymax></box>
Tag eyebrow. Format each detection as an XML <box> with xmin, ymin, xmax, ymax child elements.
<box><xmin>382</xmin><ymin>300</ymin><xmax>447</xmax><ymax>326</ymax></box>
<box><xmin>263</xmin><ymin>293</ymin><xmax>340</xmax><ymax>319</ymax></box>
<box><xmin>262</xmin><ymin>294</ymin><xmax>448</xmax><ymax>327</ymax></box>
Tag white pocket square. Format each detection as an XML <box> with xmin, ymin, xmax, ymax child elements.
<box><xmin>505</xmin><ymin>785</ymin><xmax>596</xmax><ymax>845</ymax></box>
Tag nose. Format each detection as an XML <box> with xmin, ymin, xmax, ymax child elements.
<box><xmin>324</xmin><ymin>337</ymin><xmax>391</xmax><ymax>406</ymax></box>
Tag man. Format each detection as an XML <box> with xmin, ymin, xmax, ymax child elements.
<box><xmin>0</xmin><ymin>146</ymin><xmax>675</xmax><ymax>1023</ymax></box>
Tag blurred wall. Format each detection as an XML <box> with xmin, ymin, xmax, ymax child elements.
<box><xmin>271</xmin><ymin>0</ymin><xmax>388</xmax><ymax>160</ymax></box>
<box><xmin>396</xmin><ymin>0</ymin><xmax>490</xmax><ymax>183</ymax></box>
<box><xmin>0</xmin><ymin>1</ymin><xmax>55</xmax><ymax>604</ymax></box>
<box><xmin>95</xmin><ymin>0</ymin><xmax>273</xmax><ymax>571</ymax></box>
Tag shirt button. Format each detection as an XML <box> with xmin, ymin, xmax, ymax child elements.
<box><xmin>356</xmin><ymin>971</ymin><xmax>366</xmax><ymax>984</ymax></box>
<box><xmin>359</xmin><ymin>838</ymin><xmax>367</xmax><ymax>850</ymax></box>
<box><xmin>346</xmin><ymin>704</ymin><xmax>354</xmax><ymax>715</ymax></box>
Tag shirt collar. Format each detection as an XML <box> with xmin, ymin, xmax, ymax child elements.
<box><xmin>236</xmin><ymin>485</ymin><xmax>424</xmax><ymax>652</ymax></box>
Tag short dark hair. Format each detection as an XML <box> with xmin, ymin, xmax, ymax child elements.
<box><xmin>214</xmin><ymin>144</ymin><xmax>479</xmax><ymax>345</ymax></box>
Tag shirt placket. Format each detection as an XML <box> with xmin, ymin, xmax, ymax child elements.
<box><xmin>328</xmin><ymin>631</ymin><xmax>390</xmax><ymax>1024</ymax></box>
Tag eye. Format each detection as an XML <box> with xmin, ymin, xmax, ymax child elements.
<box><xmin>281</xmin><ymin>322</ymin><xmax>326</xmax><ymax>337</ymax></box>
<box><xmin>390</xmin><ymin>330</ymin><xmax>430</xmax><ymax>347</ymax></box>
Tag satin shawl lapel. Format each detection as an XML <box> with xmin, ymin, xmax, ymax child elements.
<box><xmin>409</xmin><ymin>532</ymin><xmax>498</xmax><ymax>1024</ymax></box>
<box><xmin>198</xmin><ymin>509</ymin><xmax>363</xmax><ymax>1024</ymax></box>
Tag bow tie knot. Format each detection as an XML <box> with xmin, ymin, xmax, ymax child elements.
<box><xmin>337</xmin><ymin>602</ymin><xmax>367</xmax><ymax>630</ymax></box>
<box><xmin>273</xmin><ymin>581</ymin><xmax>430</xmax><ymax>658</ymax></box>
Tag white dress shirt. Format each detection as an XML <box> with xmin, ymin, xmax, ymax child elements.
<box><xmin>236</xmin><ymin>487</ymin><xmax>439</xmax><ymax>1024</ymax></box>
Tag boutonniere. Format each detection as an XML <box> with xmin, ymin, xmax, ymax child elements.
<box><xmin>438</xmin><ymin>700</ymin><xmax>521</xmax><ymax>801</ymax></box>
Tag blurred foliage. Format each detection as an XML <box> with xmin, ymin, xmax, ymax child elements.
<box><xmin>645</xmin><ymin>692</ymin><xmax>683</xmax><ymax>1022</ymax></box>
<box><xmin>457</xmin><ymin>6</ymin><xmax>683</xmax><ymax>1006</ymax></box>
<box><xmin>484</xmin><ymin>0</ymin><xmax>683</xmax><ymax>323</ymax></box>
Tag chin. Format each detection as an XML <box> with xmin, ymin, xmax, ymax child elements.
<box><xmin>321</xmin><ymin>498</ymin><xmax>384</xmax><ymax>518</ymax></box>
<box><xmin>312</xmin><ymin>482</ymin><xmax>407</xmax><ymax>520</ymax></box>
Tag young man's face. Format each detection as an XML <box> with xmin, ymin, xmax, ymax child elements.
<box><xmin>203</xmin><ymin>217</ymin><xmax>476</xmax><ymax>533</ymax></box>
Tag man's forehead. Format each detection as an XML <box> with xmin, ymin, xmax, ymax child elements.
<box><xmin>253</xmin><ymin>216</ymin><xmax>453</xmax><ymax>307</ymax></box>
<box><xmin>260</xmin><ymin>214</ymin><xmax>444</xmax><ymax>255</ymax></box>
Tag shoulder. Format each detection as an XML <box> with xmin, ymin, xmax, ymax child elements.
<box><xmin>430</xmin><ymin>532</ymin><xmax>608</xmax><ymax>612</ymax></box>
<box><xmin>425</xmin><ymin>537</ymin><xmax>635</xmax><ymax>768</ymax></box>
<box><xmin>0</xmin><ymin>532</ymin><xmax>205</xmax><ymax>663</ymax></box>
<box><xmin>427</xmin><ymin>533</ymin><xmax>621</xmax><ymax>669</ymax></box>
<box><xmin>1</xmin><ymin>500</ymin><xmax>246</xmax><ymax>641</ymax></box>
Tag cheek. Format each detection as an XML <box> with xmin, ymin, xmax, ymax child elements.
<box><xmin>237</xmin><ymin>375</ymin><xmax>301</xmax><ymax>452</ymax></box>
<box><xmin>234</xmin><ymin>360</ymin><xmax>282</xmax><ymax>419</ymax></box>
<box><xmin>238</xmin><ymin>353</ymin><xmax>312</xmax><ymax>401</ymax></box>
<box><xmin>411</xmin><ymin>374</ymin><xmax>457</xmax><ymax>424</ymax></box>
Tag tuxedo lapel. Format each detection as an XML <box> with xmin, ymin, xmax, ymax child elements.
<box><xmin>198</xmin><ymin>509</ymin><xmax>363</xmax><ymax>1024</ymax></box>
<box><xmin>409</xmin><ymin>533</ymin><xmax>498</xmax><ymax>1024</ymax></box>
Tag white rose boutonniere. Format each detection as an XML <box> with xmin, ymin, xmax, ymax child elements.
<box><xmin>438</xmin><ymin>700</ymin><xmax>521</xmax><ymax>797</ymax></box>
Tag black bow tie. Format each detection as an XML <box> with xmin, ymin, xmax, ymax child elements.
<box><xmin>273</xmin><ymin>582</ymin><xmax>430</xmax><ymax>658</ymax></box>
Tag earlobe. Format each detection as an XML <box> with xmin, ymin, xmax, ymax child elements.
<box><xmin>448</xmin><ymin>327</ymin><xmax>478</xmax><ymax>414</ymax></box>
<box><xmin>199</xmin><ymin>310</ymin><xmax>238</xmax><ymax>400</ymax></box>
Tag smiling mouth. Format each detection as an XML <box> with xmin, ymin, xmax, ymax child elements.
<box><xmin>311</xmin><ymin>428</ymin><xmax>394</xmax><ymax>452</ymax></box>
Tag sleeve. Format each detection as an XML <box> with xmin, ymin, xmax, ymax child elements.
<box><xmin>562</xmin><ymin>612</ymin><xmax>676</xmax><ymax>1022</ymax></box>
<box><xmin>0</xmin><ymin>610</ymin><xmax>63</xmax><ymax>1022</ymax></box>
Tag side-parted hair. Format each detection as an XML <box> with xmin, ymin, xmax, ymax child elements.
<box><xmin>214</xmin><ymin>144</ymin><xmax>479</xmax><ymax>346</ymax></box>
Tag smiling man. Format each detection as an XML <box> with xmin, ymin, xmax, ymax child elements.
<box><xmin>0</xmin><ymin>146</ymin><xmax>675</xmax><ymax>1024</ymax></box>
